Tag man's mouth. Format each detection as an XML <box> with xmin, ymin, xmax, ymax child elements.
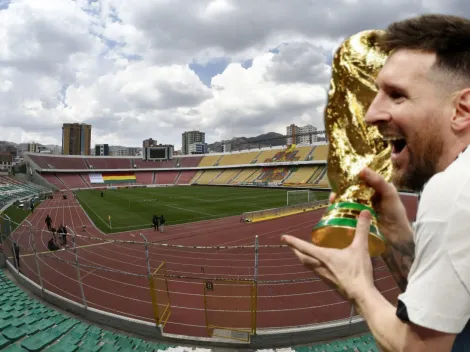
<box><xmin>383</xmin><ymin>136</ymin><xmax>407</xmax><ymax>155</ymax></box>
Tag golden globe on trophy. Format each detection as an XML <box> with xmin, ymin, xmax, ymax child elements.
<box><xmin>311</xmin><ymin>30</ymin><xmax>392</xmax><ymax>257</ymax></box>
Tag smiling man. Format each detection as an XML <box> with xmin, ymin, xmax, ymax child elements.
<box><xmin>282</xmin><ymin>14</ymin><xmax>470</xmax><ymax>352</ymax></box>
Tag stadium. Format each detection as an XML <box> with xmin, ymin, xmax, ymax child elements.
<box><xmin>0</xmin><ymin>141</ymin><xmax>419</xmax><ymax>351</ymax></box>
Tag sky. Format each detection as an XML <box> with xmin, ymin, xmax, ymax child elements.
<box><xmin>0</xmin><ymin>0</ymin><xmax>469</xmax><ymax>151</ymax></box>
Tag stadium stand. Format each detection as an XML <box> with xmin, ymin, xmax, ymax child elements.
<box><xmin>0</xmin><ymin>269</ymin><xmax>379</xmax><ymax>351</ymax></box>
<box><xmin>217</xmin><ymin>151</ymin><xmax>260</xmax><ymax>165</ymax></box>
<box><xmin>24</xmin><ymin>143</ymin><xmax>329</xmax><ymax>191</ymax></box>
<box><xmin>0</xmin><ymin>176</ymin><xmax>48</xmax><ymax>209</ymax></box>
<box><xmin>86</xmin><ymin>157</ymin><xmax>132</xmax><ymax>169</ymax></box>
<box><xmin>133</xmin><ymin>159</ymin><xmax>176</xmax><ymax>168</ymax></box>
<box><xmin>175</xmin><ymin>170</ymin><xmax>197</xmax><ymax>185</ymax></box>
<box><xmin>27</xmin><ymin>155</ymin><xmax>89</xmax><ymax>170</ymax></box>
<box><xmin>0</xmin><ymin>270</ymin><xmax>176</xmax><ymax>351</ymax></box>
<box><xmin>197</xmin><ymin>155</ymin><xmax>222</xmax><ymax>167</ymax></box>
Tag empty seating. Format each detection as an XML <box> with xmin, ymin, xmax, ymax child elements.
<box><xmin>28</xmin><ymin>155</ymin><xmax>88</xmax><ymax>169</ymax></box>
<box><xmin>176</xmin><ymin>171</ymin><xmax>197</xmax><ymax>184</ymax></box>
<box><xmin>86</xmin><ymin>158</ymin><xmax>132</xmax><ymax>169</ymax></box>
<box><xmin>197</xmin><ymin>155</ymin><xmax>221</xmax><ymax>167</ymax></box>
<box><xmin>135</xmin><ymin>172</ymin><xmax>153</xmax><ymax>184</ymax></box>
<box><xmin>312</xmin><ymin>145</ymin><xmax>328</xmax><ymax>160</ymax></box>
<box><xmin>56</xmin><ymin>174</ymin><xmax>89</xmax><ymax>189</ymax></box>
<box><xmin>256</xmin><ymin>167</ymin><xmax>290</xmax><ymax>184</ymax></box>
<box><xmin>193</xmin><ymin>170</ymin><xmax>221</xmax><ymax>184</ymax></box>
<box><xmin>210</xmin><ymin>169</ymin><xmax>242</xmax><ymax>184</ymax></box>
<box><xmin>283</xmin><ymin>166</ymin><xmax>318</xmax><ymax>185</ymax></box>
<box><xmin>177</xmin><ymin>156</ymin><xmax>203</xmax><ymax>167</ymax></box>
<box><xmin>24</xmin><ymin>144</ymin><xmax>330</xmax><ymax>190</ymax></box>
<box><xmin>133</xmin><ymin>159</ymin><xmax>176</xmax><ymax>168</ymax></box>
<box><xmin>155</xmin><ymin>171</ymin><xmax>179</xmax><ymax>184</ymax></box>
<box><xmin>217</xmin><ymin>152</ymin><xmax>259</xmax><ymax>166</ymax></box>
<box><xmin>0</xmin><ymin>270</ymin><xmax>176</xmax><ymax>351</ymax></box>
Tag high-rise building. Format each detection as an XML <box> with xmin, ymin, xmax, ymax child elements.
<box><xmin>143</xmin><ymin>138</ymin><xmax>157</xmax><ymax>148</ymax></box>
<box><xmin>62</xmin><ymin>123</ymin><xmax>92</xmax><ymax>155</ymax></box>
<box><xmin>182</xmin><ymin>131</ymin><xmax>205</xmax><ymax>155</ymax></box>
<box><xmin>95</xmin><ymin>144</ymin><xmax>109</xmax><ymax>156</ymax></box>
<box><xmin>286</xmin><ymin>124</ymin><xmax>318</xmax><ymax>145</ymax></box>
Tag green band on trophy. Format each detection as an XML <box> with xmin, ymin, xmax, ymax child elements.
<box><xmin>313</xmin><ymin>217</ymin><xmax>385</xmax><ymax>242</ymax></box>
<box><xmin>325</xmin><ymin>202</ymin><xmax>378</xmax><ymax>218</ymax></box>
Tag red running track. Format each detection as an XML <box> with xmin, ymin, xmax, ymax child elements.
<box><xmin>7</xmin><ymin>191</ymin><xmax>418</xmax><ymax>338</ymax></box>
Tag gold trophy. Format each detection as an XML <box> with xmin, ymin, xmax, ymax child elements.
<box><xmin>311</xmin><ymin>30</ymin><xmax>392</xmax><ymax>257</ymax></box>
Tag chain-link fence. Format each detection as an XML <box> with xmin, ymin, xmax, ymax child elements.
<box><xmin>0</xmin><ymin>214</ymin><xmax>397</xmax><ymax>342</ymax></box>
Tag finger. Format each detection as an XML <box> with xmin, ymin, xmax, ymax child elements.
<box><xmin>359</xmin><ymin>167</ymin><xmax>395</xmax><ymax>197</ymax></box>
<box><xmin>328</xmin><ymin>192</ymin><xmax>336</xmax><ymax>204</ymax></box>
<box><xmin>351</xmin><ymin>210</ymin><xmax>372</xmax><ymax>251</ymax></box>
<box><xmin>292</xmin><ymin>250</ymin><xmax>338</xmax><ymax>286</ymax></box>
<box><xmin>281</xmin><ymin>234</ymin><xmax>329</xmax><ymax>263</ymax></box>
<box><xmin>292</xmin><ymin>249</ymin><xmax>322</xmax><ymax>268</ymax></box>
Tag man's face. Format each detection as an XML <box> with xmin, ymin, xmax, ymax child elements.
<box><xmin>365</xmin><ymin>49</ymin><xmax>452</xmax><ymax>191</ymax></box>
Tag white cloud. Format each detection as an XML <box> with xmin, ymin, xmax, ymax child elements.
<box><xmin>0</xmin><ymin>0</ymin><xmax>468</xmax><ymax>150</ymax></box>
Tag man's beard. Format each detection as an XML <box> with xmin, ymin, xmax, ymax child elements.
<box><xmin>391</xmin><ymin>133</ymin><xmax>443</xmax><ymax>192</ymax></box>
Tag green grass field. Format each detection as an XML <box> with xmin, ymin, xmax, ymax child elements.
<box><xmin>76</xmin><ymin>186</ymin><xmax>328</xmax><ymax>234</ymax></box>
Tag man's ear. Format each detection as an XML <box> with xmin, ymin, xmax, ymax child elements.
<box><xmin>451</xmin><ymin>88</ymin><xmax>470</xmax><ymax>132</ymax></box>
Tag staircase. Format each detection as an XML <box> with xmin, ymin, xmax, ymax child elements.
<box><xmin>174</xmin><ymin>171</ymin><xmax>182</xmax><ymax>185</ymax></box>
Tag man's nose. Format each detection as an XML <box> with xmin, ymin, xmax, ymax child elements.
<box><xmin>364</xmin><ymin>96</ymin><xmax>391</xmax><ymax>125</ymax></box>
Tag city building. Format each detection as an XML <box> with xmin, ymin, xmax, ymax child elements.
<box><xmin>0</xmin><ymin>152</ymin><xmax>13</xmax><ymax>170</ymax></box>
<box><xmin>28</xmin><ymin>143</ymin><xmax>51</xmax><ymax>154</ymax></box>
<box><xmin>0</xmin><ymin>143</ymin><xmax>17</xmax><ymax>158</ymax></box>
<box><xmin>111</xmin><ymin>148</ymin><xmax>140</xmax><ymax>156</ymax></box>
<box><xmin>143</xmin><ymin>138</ymin><xmax>157</xmax><ymax>148</ymax></box>
<box><xmin>182</xmin><ymin>131</ymin><xmax>205</xmax><ymax>155</ymax></box>
<box><xmin>95</xmin><ymin>144</ymin><xmax>110</xmax><ymax>156</ymax></box>
<box><xmin>188</xmin><ymin>142</ymin><xmax>208</xmax><ymax>155</ymax></box>
<box><xmin>286</xmin><ymin>124</ymin><xmax>318</xmax><ymax>145</ymax></box>
<box><xmin>62</xmin><ymin>123</ymin><xmax>92</xmax><ymax>155</ymax></box>
<box><xmin>222</xmin><ymin>142</ymin><xmax>231</xmax><ymax>153</ymax></box>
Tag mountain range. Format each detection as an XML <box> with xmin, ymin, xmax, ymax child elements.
<box><xmin>207</xmin><ymin>132</ymin><xmax>286</xmax><ymax>152</ymax></box>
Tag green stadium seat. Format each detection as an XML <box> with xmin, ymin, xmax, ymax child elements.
<box><xmin>0</xmin><ymin>269</ymin><xmax>180</xmax><ymax>352</ymax></box>
<box><xmin>2</xmin><ymin>343</ymin><xmax>27</xmax><ymax>351</ymax></box>
<box><xmin>0</xmin><ymin>334</ymin><xmax>12</xmax><ymax>349</ymax></box>
<box><xmin>1</xmin><ymin>267</ymin><xmax>381</xmax><ymax>352</ymax></box>
<box><xmin>2</xmin><ymin>324</ymin><xmax>29</xmax><ymax>342</ymax></box>
<box><xmin>44</xmin><ymin>339</ymin><xmax>79</xmax><ymax>352</ymax></box>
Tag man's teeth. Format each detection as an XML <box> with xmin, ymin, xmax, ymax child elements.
<box><xmin>382</xmin><ymin>136</ymin><xmax>404</xmax><ymax>141</ymax></box>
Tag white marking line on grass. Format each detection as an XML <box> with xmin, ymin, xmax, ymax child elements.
<box><xmin>165</xmin><ymin>204</ymin><xmax>213</xmax><ymax>216</ymax></box>
<box><xmin>178</xmin><ymin>194</ymin><xmax>280</xmax><ymax>203</ymax></box>
<box><xmin>77</xmin><ymin>196</ymin><xmax>110</xmax><ymax>229</ymax></box>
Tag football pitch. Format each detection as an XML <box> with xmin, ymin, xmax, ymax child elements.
<box><xmin>76</xmin><ymin>186</ymin><xmax>328</xmax><ymax>234</ymax></box>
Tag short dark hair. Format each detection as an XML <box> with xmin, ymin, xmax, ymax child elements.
<box><xmin>379</xmin><ymin>14</ymin><xmax>470</xmax><ymax>80</ymax></box>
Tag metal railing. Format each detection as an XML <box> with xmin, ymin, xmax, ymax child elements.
<box><xmin>0</xmin><ymin>214</ymin><xmax>396</xmax><ymax>342</ymax></box>
<box><xmin>241</xmin><ymin>199</ymin><xmax>328</xmax><ymax>222</ymax></box>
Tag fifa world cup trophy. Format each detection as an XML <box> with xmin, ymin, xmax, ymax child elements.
<box><xmin>311</xmin><ymin>30</ymin><xmax>392</xmax><ymax>257</ymax></box>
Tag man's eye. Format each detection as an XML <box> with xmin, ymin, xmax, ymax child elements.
<box><xmin>389</xmin><ymin>91</ymin><xmax>405</xmax><ymax>101</ymax></box>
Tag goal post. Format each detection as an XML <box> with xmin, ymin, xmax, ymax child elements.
<box><xmin>286</xmin><ymin>190</ymin><xmax>316</xmax><ymax>205</ymax></box>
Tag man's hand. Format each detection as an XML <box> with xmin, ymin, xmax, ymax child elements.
<box><xmin>360</xmin><ymin>167</ymin><xmax>414</xmax><ymax>244</ymax></box>
<box><xmin>330</xmin><ymin>167</ymin><xmax>416</xmax><ymax>292</ymax></box>
<box><xmin>281</xmin><ymin>210</ymin><xmax>375</xmax><ymax>302</ymax></box>
<box><xmin>329</xmin><ymin>167</ymin><xmax>413</xmax><ymax>244</ymax></box>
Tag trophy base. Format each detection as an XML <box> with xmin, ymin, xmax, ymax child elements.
<box><xmin>311</xmin><ymin>202</ymin><xmax>386</xmax><ymax>257</ymax></box>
